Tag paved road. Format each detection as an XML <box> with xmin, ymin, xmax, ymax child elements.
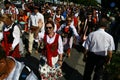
<box><xmin>59</xmin><ymin>44</ymin><xmax>85</xmax><ymax>80</ymax></box>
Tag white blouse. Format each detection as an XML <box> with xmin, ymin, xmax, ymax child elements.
<box><xmin>38</xmin><ymin>32</ymin><xmax>64</xmax><ymax>54</ymax></box>
<box><xmin>3</xmin><ymin>23</ymin><xmax>20</xmax><ymax>50</ymax></box>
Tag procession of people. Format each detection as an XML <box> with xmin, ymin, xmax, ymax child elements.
<box><xmin>0</xmin><ymin>0</ymin><xmax>119</xmax><ymax>80</ymax></box>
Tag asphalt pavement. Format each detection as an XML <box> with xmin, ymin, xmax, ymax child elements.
<box><xmin>60</xmin><ymin>44</ymin><xmax>85</xmax><ymax>80</ymax></box>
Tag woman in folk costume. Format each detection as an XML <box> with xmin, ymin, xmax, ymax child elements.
<box><xmin>54</xmin><ymin>10</ymin><xmax>65</xmax><ymax>31</ymax></box>
<box><xmin>57</xmin><ymin>16</ymin><xmax>80</xmax><ymax>57</ymax></box>
<box><xmin>38</xmin><ymin>21</ymin><xmax>63</xmax><ymax>80</ymax></box>
<box><xmin>3</xmin><ymin>1</ymin><xmax>19</xmax><ymax>22</ymax></box>
<box><xmin>0</xmin><ymin>14</ymin><xmax>21</xmax><ymax>58</ymax></box>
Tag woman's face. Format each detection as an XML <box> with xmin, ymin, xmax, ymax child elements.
<box><xmin>45</xmin><ymin>23</ymin><xmax>54</xmax><ymax>34</ymax></box>
<box><xmin>66</xmin><ymin>17</ymin><xmax>72</xmax><ymax>26</ymax></box>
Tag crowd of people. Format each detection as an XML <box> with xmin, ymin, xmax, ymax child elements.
<box><xmin>0</xmin><ymin>0</ymin><xmax>120</xmax><ymax>80</ymax></box>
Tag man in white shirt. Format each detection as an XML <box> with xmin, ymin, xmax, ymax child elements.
<box><xmin>28</xmin><ymin>6</ymin><xmax>44</xmax><ymax>54</ymax></box>
<box><xmin>82</xmin><ymin>17</ymin><xmax>115</xmax><ymax>80</ymax></box>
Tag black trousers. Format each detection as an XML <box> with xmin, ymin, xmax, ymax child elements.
<box><xmin>83</xmin><ymin>52</ymin><xmax>107</xmax><ymax>80</ymax></box>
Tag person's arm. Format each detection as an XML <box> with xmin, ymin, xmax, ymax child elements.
<box><xmin>106</xmin><ymin>50</ymin><xmax>112</xmax><ymax>65</ymax></box>
<box><xmin>58</xmin><ymin>54</ymin><xmax>63</xmax><ymax>66</ymax></box>
<box><xmin>82</xmin><ymin>48</ymin><xmax>88</xmax><ymax>62</ymax></box>
<box><xmin>82</xmin><ymin>35</ymin><xmax>91</xmax><ymax>62</ymax></box>
<box><xmin>57</xmin><ymin>35</ymin><xmax>63</xmax><ymax>66</ymax></box>
<box><xmin>57</xmin><ymin>24</ymin><xmax>64</xmax><ymax>34</ymax></box>
<box><xmin>58</xmin><ymin>54</ymin><xmax>63</xmax><ymax>61</ymax></box>
<box><xmin>12</xmin><ymin>25</ymin><xmax>20</xmax><ymax>50</ymax></box>
<box><xmin>71</xmin><ymin>25</ymin><xmax>80</xmax><ymax>41</ymax></box>
<box><xmin>106</xmin><ymin>36</ymin><xmax>115</xmax><ymax>64</ymax></box>
<box><xmin>61</xmin><ymin>16</ymin><xmax>65</xmax><ymax>21</ymax></box>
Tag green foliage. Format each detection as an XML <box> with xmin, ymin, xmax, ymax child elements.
<box><xmin>105</xmin><ymin>53</ymin><xmax>120</xmax><ymax>80</ymax></box>
<box><xmin>61</xmin><ymin>0</ymin><xmax>98</xmax><ymax>6</ymax></box>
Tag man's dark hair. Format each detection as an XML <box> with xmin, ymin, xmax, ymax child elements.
<box><xmin>99</xmin><ymin>17</ymin><xmax>109</xmax><ymax>28</ymax></box>
<box><xmin>0</xmin><ymin>45</ymin><xmax>6</xmax><ymax>60</ymax></box>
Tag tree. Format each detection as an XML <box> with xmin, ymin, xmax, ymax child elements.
<box><xmin>61</xmin><ymin>0</ymin><xmax>98</xmax><ymax>6</ymax></box>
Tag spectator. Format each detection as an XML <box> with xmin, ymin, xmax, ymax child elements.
<box><xmin>82</xmin><ymin>17</ymin><xmax>115</xmax><ymax>80</ymax></box>
<box><xmin>109</xmin><ymin>12</ymin><xmax>120</xmax><ymax>53</ymax></box>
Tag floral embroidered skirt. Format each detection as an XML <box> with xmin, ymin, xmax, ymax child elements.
<box><xmin>39</xmin><ymin>63</ymin><xmax>63</xmax><ymax>80</ymax></box>
<box><xmin>39</xmin><ymin>56</ymin><xmax>63</xmax><ymax>80</ymax></box>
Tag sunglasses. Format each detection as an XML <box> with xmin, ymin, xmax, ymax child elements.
<box><xmin>45</xmin><ymin>26</ymin><xmax>53</xmax><ymax>29</ymax></box>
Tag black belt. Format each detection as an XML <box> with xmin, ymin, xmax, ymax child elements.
<box><xmin>88</xmin><ymin>51</ymin><xmax>106</xmax><ymax>58</ymax></box>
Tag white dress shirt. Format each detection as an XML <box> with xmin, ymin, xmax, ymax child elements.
<box><xmin>82</xmin><ymin>28</ymin><xmax>115</xmax><ymax>56</ymax></box>
<box><xmin>29</xmin><ymin>12</ymin><xmax>45</xmax><ymax>33</ymax></box>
